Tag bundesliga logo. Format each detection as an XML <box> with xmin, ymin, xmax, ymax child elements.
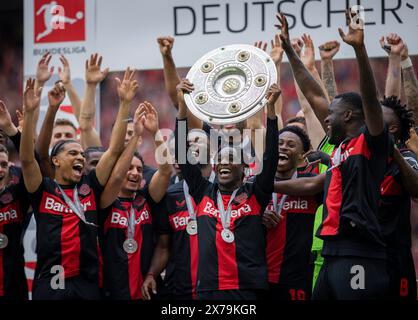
<box><xmin>34</xmin><ymin>0</ymin><xmax>85</xmax><ymax>43</ymax></box>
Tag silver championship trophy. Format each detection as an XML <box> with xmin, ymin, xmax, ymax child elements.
<box><xmin>184</xmin><ymin>44</ymin><xmax>277</xmax><ymax>125</ymax></box>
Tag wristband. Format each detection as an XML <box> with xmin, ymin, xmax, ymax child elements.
<box><xmin>146</xmin><ymin>272</ymin><xmax>156</xmax><ymax>279</ymax></box>
<box><xmin>401</xmin><ymin>57</ymin><xmax>413</xmax><ymax>70</ymax></box>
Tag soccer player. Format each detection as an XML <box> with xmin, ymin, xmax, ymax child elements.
<box><xmin>99</xmin><ymin>102</ymin><xmax>172</xmax><ymax>300</ymax></box>
<box><xmin>264</xmin><ymin>126</ymin><xmax>321</xmax><ymax>300</ymax></box>
<box><xmin>275</xmin><ymin>9</ymin><xmax>392</xmax><ymax>299</ymax></box>
<box><xmin>174</xmin><ymin>78</ymin><xmax>280</xmax><ymax>300</ymax></box>
<box><xmin>20</xmin><ymin>66</ymin><xmax>138</xmax><ymax>300</ymax></box>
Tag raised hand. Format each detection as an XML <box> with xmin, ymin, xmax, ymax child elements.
<box><xmin>266</xmin><ymin>83</ymin><xmax>282</xmax><ymax>106</ymax></box>
<box><xmin>16</xmin><ymin>109</ymin><xmax>24</xmax><ymax>132</ymax></box>
<box><xmin>319</xmin><ymin>40</ymin><xmax>340</xmax><ymax>60</ymax></box>
<box><xmin>275</xmin><ymin>12</ymin><xmax>291</xmax><ymax>50</ymax></box>
<box><xmin>115</xmin><ymin>67</ymin><xmax>139</xmax><ymax>103</ymax></box>
<box><xmin>58</xmin><ymin>54</ymin><xmax>71</xmax><ymax>85</ymax></box>
<box><xmin>291</xmin><ymin>38</ymin><xmax>303</xmax><ymax>57</ymax></box>
<box><xmin>406</xmin><ymin>128</ymin><xmax>418</xmax><ymax>156</ymax></box>
<box><xmin>133</xmin><ymin>103</ymin><xmax>146</xmax><ymax>137</ymax></box>
<box><xmin>301</xmin><ymin>33</ymin><xmax>315</xmax><ymax>69</ymax></box>
<box><xmin>85</xmin><ymin>53</ymin><xmax>109</xmax><ymax>84</ymax></box>
<box><xmin>142</xmin><ymin>101</ymin><xmax>159</xmax><ymax>135</ymax></box>
<box><xmin>0</xmin><ymin>101</ymin><xmax>13</xmax><ymax>131</ymax></box>
<box><xmin>270</xmin><ymin>33</ymin><xmax>284</xmax><ymax>65</ymax></box>
<box><xmin>338</xmin><ymin>8</ymin><xmax>364</xmax><ymax>49</ymax></box>
<box><xmin>48</xmin><ymin>82</ymin><xmax>66</xmax><ymax>110</ymax></box>
<box><xmin>157</xmin><ymin>36</ymin><xmax>174</xmax><ymax>57</ymax></box>
<box><xmin>381</xmin><ymin>33</ymin><xmax>405</xmax><ymax>56</ymax></box>
<box><xmin>23</xmin><ymin>78</ymin><xmax>42</xmax><ymax>113</ymax></box>
<box><xmin>36</xmin><ymin>52</ymin><xmax>54</xmax><ymax>84</ymax></box>
<box><xmin>176</xmin><ymin>78</ymin><xmax>194</xmax><ymax>103</ymax></box>
<box><xmin>254</xmin><ymin>41</ymin><xmax>268</xmax><ymax>52</ymax></box>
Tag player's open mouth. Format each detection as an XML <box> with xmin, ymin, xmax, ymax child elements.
<box><xmin>128</xmin><ymin>177</ymin><xmax>139</xmax><ymax>183</ymax></box>
<box><xmin>218</xmin><ymin>167</ymin><xmax>232</xmax><ymax>178</ymax></box>
<box><xmin>72</xmin><ymin>163</ymin><xmax>84</xmax><ymax>177</ymax></box>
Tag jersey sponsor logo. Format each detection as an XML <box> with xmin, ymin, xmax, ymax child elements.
<box><xmin>202</xmin><ymin>201</ymin><xmax>252</xmax><ymax>219</ymax></box>
<box><xmin>40</xmin><ymin>193</ymin><xmax>96</xmax><ymax>215</ymax></box>
<box><xmin>109</xmin><ymin>208</ymin><xmax>151</xmax><ymax>228</ymax></box>
<box><xmin>169</xmin><ymin>211</ymin><xmax>190</xmax><ymax>231</ymax></box>
<box><xmin>265</xmin><ymin>196</ymin><xmax>316</xmax><ymax>214</ymax></box>
<box><xmin>0</xmin><ymin>205</ymin><xmax>21</xmax><ymax>225</ymax></box>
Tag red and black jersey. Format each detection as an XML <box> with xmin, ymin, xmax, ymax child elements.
<box><xmin>100</xmin><ymin>190</ymin><xmax>154</xmax><ymax>300</ymax></box>
<box><xmin>266</xmin><ymin>172</ymin><xmax>321</xmax><ymax>288</ymax></box>
<box><xmin>156</xmin><ymin>181</ymin><xmax>199</xmax><ymax>299</ymax></box>
<box><xmin>380</xmin><ymin>149</ymin><xmax>418</xmax><ymax>250</ymax></box>
<box><xmin>176</xmin><ymin>117</ymin><xmax>279</xmax><ymax>292</ymax></box>
<box><xmin>28</xmin><ymin>170</ymin><xmax>103</xmax><ymax>284</ymax></box>
<box><xmin>317</xmin><ymin>126</ymin><xmax>391</xmax><ymax>259</ymax></box>
<box><xmin>0</xmin><ymin>180</ymin><xmax>29</xmax><ymax>299</ymax></box>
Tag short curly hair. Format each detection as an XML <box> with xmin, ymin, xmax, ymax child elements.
<box><xmin>279</xmin><ymin>125</ymin><xmax>311</xmax><ymax>153</ymax></box>
<box><xmin>381</xmin><ymin>95</ymin><xmax>414</xmax><ymax>144</ymax></box>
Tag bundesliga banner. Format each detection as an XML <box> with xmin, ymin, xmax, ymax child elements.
<box><xmin>24</xmin><ymin>0</ymin><xmax>98</xmax><ymax>132</ymax></box>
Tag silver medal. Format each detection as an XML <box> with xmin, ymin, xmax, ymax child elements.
<box><xmin>123</xmin><ymin>238</ymin><xmax>138</xmax><ymax>254</ymax></box>
<box><xmin>0</xmin><ymin>233</ymin><xmax>8</xmax><ymax>249</ymax></box>
<box><xmin>186</xmin><ymin>220</ymin><xmax>198</xmax><ymax>235</ymax></box>
<box><xmin>221</xmin><ymin>229</ymin><xmax>235</xmax><ymax>243</ymax></box>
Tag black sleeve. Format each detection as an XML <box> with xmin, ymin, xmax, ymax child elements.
<box><xmin>364</xmin><ymin>125</ymin><xmax>392</xmax><ymax>156</ymax></box>
<box><xmin>254</xmin><ymin>117</ymin><xmax>279</xmax><ymax>205</ymax></box>
<box><xmin>152</xmin><ymin>195</ymin><xmax>171</xmax><ymax>235</ymax></box>
<box><xmin>87</xmin><ymin>169</ymin><xmax>105</xmax><ymax>199</ymax></box>
<box><xmin>175</xmin><ymin>118</ymin><xmax>210</xmax><ymax>202</ymax></box>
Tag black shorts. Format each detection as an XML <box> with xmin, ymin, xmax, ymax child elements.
<box><xmin>312</xmin><ymin>256</ymin><xmax>389</xmax><ymax>300</ymax></box>
<box><xmin>196</xmin><ymin>289</ymin><xmax>265</xmax><ymax>300</ymax></box>
<box><xmin>387</xmin><ymin>246</ymin><xmax>417</xmax><ymax>300</ymax></box>
<box><xmin>32</xmin><ymin>276</ymin><xmax>101</xmax><ymax>300</ymax></box>
<box><xmin>266</xmin><ymin>283</ymin><xmax>311</xmax><ymax>300</ymax></box>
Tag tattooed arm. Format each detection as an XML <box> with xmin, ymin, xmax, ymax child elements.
<box><xmin>319</xmin><ymin>41</ymin><xmax>340</xmax><ymax>101</ymax></box>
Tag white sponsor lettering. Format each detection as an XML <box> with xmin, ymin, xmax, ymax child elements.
<box><xmin>203</xmin><ymin>201</ymin><xmax>251</xmax><ymax>218</ymax></box>
<box><xmin>45</xmin><ymin>196</ymin><xmax>91</xmax><ymax>214</ymax></box>
<box><xmin>110</xmin><ymin>209</ymin><xmax>150</xmax><ymax>227</ymax></box>
<box><xmin>0</xmin><ymin>209</ymin><xmax>18</xmax><ymax>222</ymax></box>
<box><xmin>172</xmin><ymin>215</ymin><xmax>189</xmax><ymax>229</ymax></box>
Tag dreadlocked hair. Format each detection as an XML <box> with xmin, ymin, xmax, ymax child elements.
<box><xmin>381</xmin><ymin>95</ymin><xmax>415</xmax><ymax>144</ymax></box>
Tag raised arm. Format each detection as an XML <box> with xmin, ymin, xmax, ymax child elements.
<box><xmin>0</xmin><ymin>101</ymin><xmax>19</xmax><ymax>138</ymax></box>
<box><xmin>79</xmin><ymin>54</ymin><xmax>108</xmax><ymax>149</ymax></box>
<box><xmin>400</xmin><ymin>44</ymin><xmax>418</xmax><ymax>124</ymax></box>
<box><xmin>158</xmin><ymin>36</ymin><xmax>202</xmax><ymax>130</ymax></box>
<box><xmin>20</xmin><ymin>79</ymin><xmax>43</xmax><ymax>193</ymax></box>
<box><xmin>296</xmin><ymin>34</ymin><xmax>326</xmax><ymax>148</ymax></box>
<box><xmin>406</xmin><ymin>128</ymin><xmax>418</xmax><ymax>157</ymax></box>
<box><xmin>35</xmin><ymin>83</ymin><xmax>66</xmax><ymax>178</ymax></box>
<box><xmin>380</xmin><ymin>34</ymin><xmax>404</xmax><ymax>98</ymax></box>
<box><xmin>393</xmin><ymin>148</ymin><xmax>418</xmax><ymax>197</ymax></box>
<box><xmin>275</xmin><ymin>13</ymin><xmax>329</xmax><ymax>129</ymax></box>
<box><xmin>319</xmin><ymin>40</ymin><xmax>340</xmax><ymax>100</ymax></box>
<box><xmin>95</xmin><ymin>67</ymin><xmax>138</xmax><ymax>186</ymax></box>
<box><xmin>99</xmin><ymin>104</ymin><xmax>145</xmax><ymax>209</ymax></box>
<box><xmin>255</xmin><ymin>84</ymin><xmax>280</xmax><ymax>195</ymax></box>
<box><xmin>175</xmin><ymin>79</ymin><xmax>207</xmax><ymax>196</ymax></box>
<box><xmin>58</xmin><ymin>54</ymin><xmax>82</xmax><ymax>120</ymax></box>
<box><xmin>274</xmin><ymin>173</ymin><xmax>325</xmax><ymax>196</ymax></box>
<box><xmin>34</xmin><ymin>52</ymin><xmax>54</xmax><ymax>135</ymax></box>
<box><xmin>338</xmin><ymin>8</ymin><xmax>384</xmax><ymax>136</ymax></box>
<box><xmin>142</xmin><ymin>102</ymin><xmax>172</xmax><ymax>203</ymax></box>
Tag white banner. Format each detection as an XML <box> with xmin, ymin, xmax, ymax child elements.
<box><xmin>95</xmin><ymin>0</ymin><xmax>418</xmax><ymax>71</ymax></box>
